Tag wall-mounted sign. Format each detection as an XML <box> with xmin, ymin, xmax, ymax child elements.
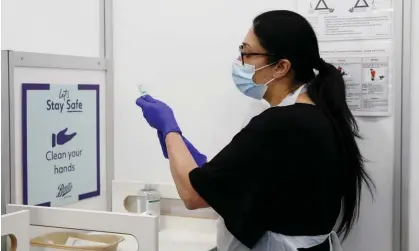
<box><xmin>22</xmin><ymin>83</ymin><xmax>100</xmax><ymax>206</ymax></box>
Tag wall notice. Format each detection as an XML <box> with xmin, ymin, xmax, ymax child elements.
<box><xmin>326</xmin><ymin>56</ymin><xmax>390</xmax><ymax>116</ymax></box>
<box><xmin>22</xmin><ymin>83</ymin><xmax>100</xmax><ymax>206</ymax></box>
<box><xmin>298</xmin><ymin>0</ymin><xmax>393</xmax><ymax>41</ymax></box>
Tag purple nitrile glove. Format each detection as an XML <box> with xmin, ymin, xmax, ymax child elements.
<box><xmin>157</xmin><ymin>131</ymin><xmax>207</xmax><ymax>167</ymax></box>
<box><xmin>136</xmin><ymin>95</ymin><xmax>182</xmax><ymax>137</ymax></box>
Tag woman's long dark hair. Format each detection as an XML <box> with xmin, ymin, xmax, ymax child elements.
<box><xmin>253</xmin><ymin>10</ymin><xmax>375</xmax><ymax>240</ymax></box>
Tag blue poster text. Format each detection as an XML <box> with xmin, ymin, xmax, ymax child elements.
<box><xmin>46</xmin><ymin>99</ymin><xmax>83</xmax><ymax>113</ymax></box>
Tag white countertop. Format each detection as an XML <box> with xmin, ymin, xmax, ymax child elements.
<box><xmin>90</xmin><ymin>215</ymin><xmax>217</xmax><ymax>251</ymax></box>
<box><xmin>160</xmin><ymin>229</ymin><xmax>216</xmax><ymax>251</ymax></box>
<box><xmin>107</xmin><ymin>229</ymin><xmax>216</xmax><ymax>251</ymax></box>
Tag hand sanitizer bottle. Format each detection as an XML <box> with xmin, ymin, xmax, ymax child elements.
<box><xmin>137</xmin><ymin>184</ymin><xmax>161</xmax><ymax>217</ymax></box>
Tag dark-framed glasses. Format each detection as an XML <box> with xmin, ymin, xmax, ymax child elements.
<box><xmin>239</xmin><ymin>44</ymin><xmax>276</xmax><ymax>66</ymax></box>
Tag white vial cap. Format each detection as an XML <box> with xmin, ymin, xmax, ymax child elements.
<box><xmin>137</xmin><ymin>84</ymin><xmax>148</xmax><ymax>96</ymax></box>
<box><xmin>144</xmin><ymin>184</ymin><xmax>153</xmax><ymax>190</ymax></box>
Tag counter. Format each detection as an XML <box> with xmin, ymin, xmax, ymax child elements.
<box><xmin>90</xmin><ymin>215</ymin><xmax>217</xmax><ymax>251</ymax></box>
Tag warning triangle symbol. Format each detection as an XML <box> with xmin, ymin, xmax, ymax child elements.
<box><xmin>354</xmin><ymin>0</ymin><xmax>369</xmax><ymax>8</ymax></box>
<box><xmin>315</xmin><ymin>0</ymin><xmax>329</xmax><ymax>10</ymax></box>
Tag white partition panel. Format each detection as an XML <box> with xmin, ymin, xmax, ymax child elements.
<box><xmin>7</xmin><ymin>204</ymin><xmax>159</xmax><ymax>251</ymax></box>
<box><xmin>408</xmin><ymin>0</ymin><xmax>419</xmax><ymax>249</ymax></box>
<box><xmin>1</xmin><ymin>0</ymin><xmax>115</xmax><ymax>211</ymax></box>
<box><xmin>4</xmin><ymin>51</ymin><xmax>108</xmax><ymax>210</ymax></box>
<box><xmin>1</xmin><ymin>210</ymin><xmax>30</xmax><ymax>251</ymax></box>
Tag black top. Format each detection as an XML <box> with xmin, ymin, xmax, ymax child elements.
<box><xmin>189</xmin><ymin>104</ymin><xmax>343</xmax><ymax>251</ymax></box>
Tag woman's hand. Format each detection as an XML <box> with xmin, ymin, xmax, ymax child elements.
<box><xmin>135</xmin><ymin>95</ymin><xmax>208</xmax><ymax>209</ymax></box>
<box><xmin>135</xmin><ymin>95</ymin><xmax>181</xmax><ymax>137</ymax></box>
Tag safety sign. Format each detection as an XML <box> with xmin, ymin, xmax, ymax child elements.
<box><xmin>315</xmin><ymin>0</ymin><xmax>329</xmax><ymax>10</ymax></box>
<box><xmin>21</xmin><ymin>83</ymin><xmax>100</xmax><ymax>206</ymax></box>
<box><xmin>298</xmin><ymin>0</ymin><xmax>393</xmax><ymax>41</ymax></box>
<box><xmin>354</xmin><ymin>0</ymin><xmax>369</xmax><ymax>8</ymax></box>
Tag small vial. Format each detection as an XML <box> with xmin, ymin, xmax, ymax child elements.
<box><xmin>137</xmin><ymin>184</ymin><xmax>161</xmax><ymax>216</ymax></box>
<box><xmin>137</xmin><ymin>84</ymin><xmax>148</xmax><ymax>96</ymax></box>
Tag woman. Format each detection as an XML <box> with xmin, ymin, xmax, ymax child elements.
<box><xmin>136</xmin><ymin>10</ymin><xmax>374</xmax><ymax>251</ymax></box>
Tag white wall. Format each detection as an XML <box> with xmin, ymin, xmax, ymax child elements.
<box><xmin>1</xmin><ymin>0</ymin><xmax>101</xmax><ymax>57</ymax></box>
<box><xmin>113</xmin><ymin>0</ymin><xmax>296</xmax><ymax>184</ymax></box>
<box><xmin>409</xmin><ymin>0</ymin><xmax>419</xmax><ymax>249</ymax></box>
<box><xmin>1</xmin><ymin>0</ymin><xmax>107</xmax><ymax>210</ymax></box>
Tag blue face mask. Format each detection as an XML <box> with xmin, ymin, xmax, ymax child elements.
<box><xmin>232</xmin><ymin>60</ymin><xmax>276</xmax><ymax>100</ymax></box>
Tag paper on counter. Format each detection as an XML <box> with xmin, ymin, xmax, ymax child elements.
<box><xmin>65</xmin><ymin>237</ymin><xmax>108</xmax><ymax>247</ymax></box>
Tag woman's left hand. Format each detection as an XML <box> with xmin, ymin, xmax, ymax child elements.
<box><xmin>135</xmin><ymin>95</ymin><xmax>181</xmax><ymax>136</ymax></box>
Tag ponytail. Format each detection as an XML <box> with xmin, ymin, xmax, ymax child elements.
<box><xmin>308</xmin><ymin>59</ymin><xmax>375</xmax><ymax>240</ymax></box>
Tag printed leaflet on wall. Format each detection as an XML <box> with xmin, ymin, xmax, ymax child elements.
<box><xmin>326</xmin><ymin>56</ymin><xmax>390</xmax><ymax>116</ymax></box>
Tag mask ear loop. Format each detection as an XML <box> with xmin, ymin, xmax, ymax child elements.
<box><xmin>255</xmin><ymin>61</ymin><xmax>278</xmax><ymax>71</ymax></box>
<box><xmin>255</xmin><ymin>61</ymin><xmax>279</xmax><ymax>87</ymax></box>
<box><xmin>265</xmin><ymin>77</ymin><xmax>276</xmax><ymax>86</ymax></box>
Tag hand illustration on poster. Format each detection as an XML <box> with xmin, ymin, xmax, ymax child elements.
<box><xmin>52</xmin><ymin>128</ymin><xmax>77</xmax><ymax>147</ymax></box>
<box><xmin>22</xmin><ymin>83</ymin><xmax>100</xmax><ymax>207</ymax></box>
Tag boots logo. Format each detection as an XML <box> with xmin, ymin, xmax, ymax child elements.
<box><xmin>56</xmin><ymin>182</ymin><xmax>73</xmax><ymax>198</ymax></box>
